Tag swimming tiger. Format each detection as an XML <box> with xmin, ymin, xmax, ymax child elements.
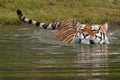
<box><xmin>16</xmin><ymin>9</ymin><xmax>109</xmax><ymax>44</ymax></box>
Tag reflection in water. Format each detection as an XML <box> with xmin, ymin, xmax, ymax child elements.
<box><xmin>75</xmin><ymin>45</ymin><xmax>108</xmax><ymax>78</ymax></box>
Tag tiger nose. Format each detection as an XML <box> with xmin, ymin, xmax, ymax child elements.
<box><xmin>83</xmin><ymin>33</ymin><xmax>89</xmax><ymax>38</ymax></box>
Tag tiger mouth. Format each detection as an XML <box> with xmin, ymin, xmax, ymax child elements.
<box><xmin>89</xmin><ymin>40</ymin><xmax>95</xmax><ymax>44</ymax></box>
<box><xmin>78</xmin><ymin>39</ymin><xmax>95</xmax><ymax>44</ymax></box>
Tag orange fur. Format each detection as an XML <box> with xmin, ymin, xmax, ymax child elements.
<box><xmin>16</xmin><ymin>9</ymin><xmax>109</xmax><ymax>44</ymax></box>
<box><xmin>55</xmin><ymin>19</ymin><xmax>77</xmax><ymax>43</ymax></box>
<box><xmin>55</xmin><ymin>19</ymin><xmax>107</xmax><ymax>43</ymax></box>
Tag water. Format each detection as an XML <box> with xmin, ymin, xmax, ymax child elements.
<box><xmin>0</xmin><ymin>25</ymin><xmax>120</xmax><ymax>80</ymax></box>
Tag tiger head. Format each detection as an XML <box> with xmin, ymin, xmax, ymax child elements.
<box><xmin>74</xmin><ymin>23</ymin><xmax>109</xmax><ymax>44</ymax></box>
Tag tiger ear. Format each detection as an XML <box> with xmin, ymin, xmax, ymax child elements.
<box><xmin>103</xmin><ymin>23</ymin><xmax>108</xmax><ymax>31</ymax></box>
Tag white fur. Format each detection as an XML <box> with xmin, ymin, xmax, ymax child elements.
<box><xmin>21</xmin><ymin>16</ymin><xmax>24</xmax><ymax>20</ymax></box>
<box><xmin>92</xmin><ymin>25</ymin><xmax>99</xmax><ymax>30</ymax></box>
<box><xmin>24</xmin><ymin>18</ymin><xmax>29</xmax><ymax>22</ymax></box>
<box><xmin>32</xmin><ymin>20</ymin><xmax>37</xmax><ymax>25</ymax></box>
<box><xmin>103</xmin><ymin>23</ymin><xmax>108</xmax><ymax>31</ymax></box>
<box><xmin>73</xmin><ymin>27</ymin><xmax>109</xmax><ymax>44</ymax></box>
<box><xmin>40</xmin><ymin>23</ymin><xmax>46</xmax><ymax>27</ymax></box>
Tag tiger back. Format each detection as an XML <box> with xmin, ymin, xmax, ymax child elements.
<box><xmin>55</xmin><ymin>19</ymin><xmax>79</xmax><ymax>43</ymax></box>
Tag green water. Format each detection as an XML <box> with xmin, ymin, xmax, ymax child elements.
<box><xmin>0</xmin><ymin>25</ymin><xmax>120</xmax><ymax>80</ymax></box>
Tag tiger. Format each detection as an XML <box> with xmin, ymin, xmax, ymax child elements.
<box><xmin>16</xmin><ymin>9</ymin><xmax>110</xmax><ymax>44</ymax></box>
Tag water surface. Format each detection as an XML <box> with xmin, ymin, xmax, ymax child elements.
<box><xmin>0</xmin><ymin>25</ymin><xmax>120</xmax><ymax>80</ymax></box>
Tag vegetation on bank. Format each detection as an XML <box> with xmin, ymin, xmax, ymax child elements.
<box><xmin>0</xmin><ymin>0</ymin><xmax>120</xmax><ymax>25</ymax></box>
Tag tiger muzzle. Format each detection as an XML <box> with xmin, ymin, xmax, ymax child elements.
<box><xmin>83</xmin><ymin>32</ymin><xmax>89</xmax><ymax>38</ymax></box>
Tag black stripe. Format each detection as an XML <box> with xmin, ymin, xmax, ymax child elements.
<box><xmin>100</xmin><ymin>32</ymin><xmax>102</xmax><ymax>40</ymax></box>
<box><xmin>28</xmin><ymin>19</ymin><xmax>32</xmax><ymax>24</ymax></box>
<box><xmin>57</xmin><ymin>22</ymin><xmax>62</xmax><ymax>28</ymax></box>
<box><xmin>16</xmin><ymin>9</ymin><xmax>23</xmax><ymax>16</ymax></box>
<box><xmin>51</xmin><ymin>22</ymin><xmax>55</xmax><ymax>28</ymax></box>
<box><xmin>90</xmin><ymin>40</ymin><xmax>95</xmax><ymax>44</ymax></box>
<box><xmin>51</xmin><ymin>22</ymin><xmax>54</xmax><ymax>27</ymax></box>
<box><xmin>16</xmin><ymin>9</ymin><xmax>23</xmax><ymax>18</ymax></box>
<box><xmin>52</xmin><ymin>22</ymin><xmax>57</xmax><ymax>30</ymax></box>
<box><xmin>43</xmin><ymin>23</ymin><xmax>49</xmax><ymax>29</ymax></box>
<box><xmin>78</xmin><ymin>39</ymin><xmax>81</xmax><ymax>43</ymax></box>
<box><xmin>35</xmin><ymin>22</ymin><xmax>40</xmax><ymax>26</ymax></box>
<box><xmin>103</xmin><ymin>33</ymin><xmax>105</xmax><ymax>40</ymax></box>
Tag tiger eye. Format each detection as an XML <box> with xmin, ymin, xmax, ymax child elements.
<box><xmin>92</xmin><ymin>29</ymin><xmax>98</xmax><ymax>32</ymax></box>
<box><xmin>80</xmin><ymin>29</ymin><xmax>84</xmax><ymax>31</ymax></box>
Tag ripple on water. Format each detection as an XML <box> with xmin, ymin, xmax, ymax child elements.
<box><xmin>0</xmin><ymin>25</ymin><xmax>119</xmax><ymax>79</ymax></box>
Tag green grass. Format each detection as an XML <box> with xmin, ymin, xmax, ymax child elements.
<box><xmin>0</xmin><ymin>0</ymin><xmax>120</xmax><ymax>25</ymax></box>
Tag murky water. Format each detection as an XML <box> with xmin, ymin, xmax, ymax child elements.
<box><xmin>0</xmin><ymin>25</ymin><xmax>120</xmax><ymax>80</ymax></box>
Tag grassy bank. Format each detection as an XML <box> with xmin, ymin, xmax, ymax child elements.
<box><xmin>0</xmin><ymin>0</ymin><xmax>120</xmax><ymax>25</ymax></box>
